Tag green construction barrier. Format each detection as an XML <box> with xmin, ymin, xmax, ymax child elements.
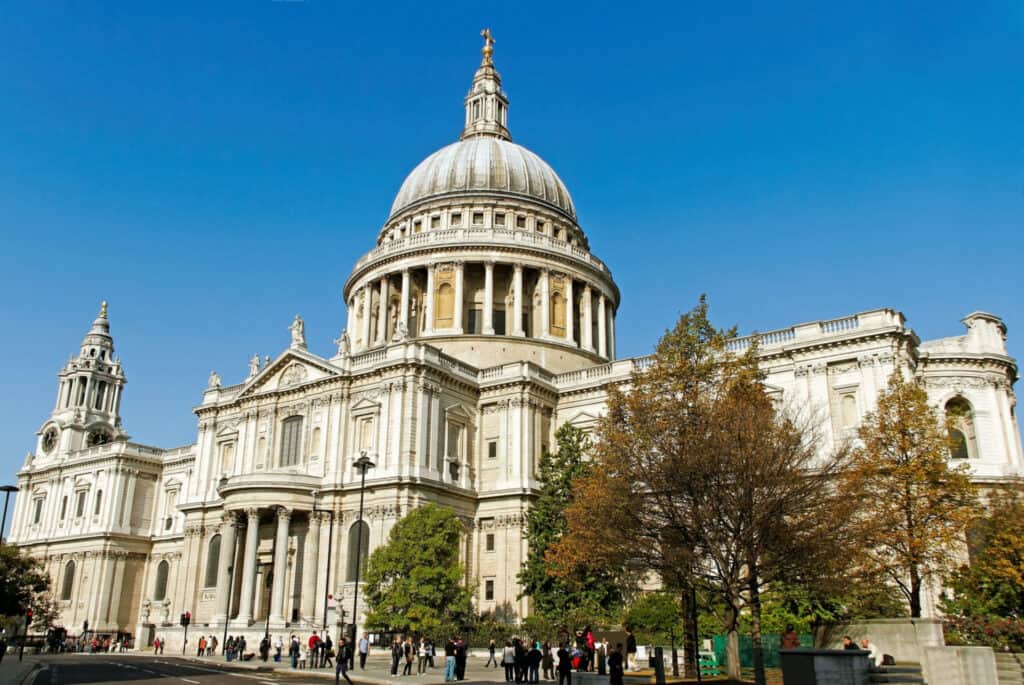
<box><xmin>711</xmin><ymin>633</ymin><xmax>813</xmax><ymax>670</ymax></box>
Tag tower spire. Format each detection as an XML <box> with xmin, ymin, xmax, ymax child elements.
<box><xmin>460</xmin><ymin>28</ymin><xmax>511</xmax><ymax>141</ymax></box>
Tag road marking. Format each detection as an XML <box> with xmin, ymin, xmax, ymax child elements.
<box><xmin>181</xmin><ymin>679</ymin><xmax>200</xmax><ymax>684</ymax></box>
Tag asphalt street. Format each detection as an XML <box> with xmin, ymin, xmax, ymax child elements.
<box><xmin>17</xmin><ymin>654</ymin><xmax>510</xmax><ymax>685</ymax></box>
<box><xmin>24</xmin><ymin>654</ymin><xmax>337</xmax><ymax>685</ymax></box>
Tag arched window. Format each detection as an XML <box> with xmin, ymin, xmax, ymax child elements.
<box><xmin>946</xmin><ymin>397</ymin><xmax>978</xmax><ymax>460</ymax></box>
<box><xmin>60</xmin><ymin>560</ymin><xmax>75</xmax><ymax>600</ymax></box>
<box><xmin>345</xmin><ymin>520</ymin><xmax>370</xmax><ymax>582</ymax></box>
<box><xmin>205</xmin><ymin>535</ymin><xmax>221</xmax><ymax>588</ymax></box>
<box><xmin>153</xmin><ymin>560</ymin><xmax>169</xmax><ymax>601</ymax></box>
<box><xmin>280</xmin><ymin>416</ymin><xmax>304</xmax><ymax>467</ymax></box>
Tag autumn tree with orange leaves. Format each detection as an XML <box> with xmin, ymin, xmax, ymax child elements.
<box><xmin>548</xmin><ymin>299</ymin><xmax>854</xmax><ymax>685</ymax></box>
<box><xmin>839</xmin><ymin>372</ymin><xmax>979</xmax><ymax>618</ymax></box>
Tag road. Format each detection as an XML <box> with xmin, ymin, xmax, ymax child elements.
<box><xmin>25</xmin><ymin>654</ymin><xmax>334</xmax><ymax>685</ymax></box>
<box><xmin>20</xmin><ymin>654</ymin><xmax>508</xmax><ymax>685</ymax></box>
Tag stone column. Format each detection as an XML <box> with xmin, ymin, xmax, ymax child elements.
<box><xmin>346</xmin><ymin>297</ymin><xmax>355</xmax><ymax>340</ymax></box>
<box><xmin>597</xmin><ymin>293</ymin><xmax>607</xmax><ymax>358</ymax></box>
<box><xmin>482</xmin><ymin>261</ymin><xmax>495</xmax><ymax>335</ymax></box>
<box><xmin>399</xmin><ymin>269</ymin><xmax>411</xmax><ymax>333</ymax></box>
<box><xmin>453</xmin><ymin>261</ymin><xmax>465</xmax><ymax>333</ymax></box>
<box><xmin>423</xmin><ymin>265</ymin><xmax>435</xmax><ymax>334</ymax></box>
<box><xmin>269</xmin><ymin>508</ymin><xmax>291</xmax><ymax>625</ymax></box>
<box><xmin>512</xmin><ymin>264</ymin><xmax>524</xmax><ymax>336</ymax></box>
<box><xmin>213</xmin><ymin>512</ymin><xmax>239</xmax><ymax>624</ymax></box>
<box><xmin>300</xmin><ymin>512</ymin><xmax>321</xmax><ymax>622</ymax></box>
<box><xmin>360</xmin><ymin>286</ymin><xmax>372</xmax><ymax>350</ymax></box>
<box><xmin>582</xmin><ymin>285</ymin><xmax>593</xmax><ymax>351</ymax></box>
<box><xmin>609</xmin><ymin>308</ymin><xmax>616</xmax><ymax>360</ymax></box>
<box><xmin>236</xmin><ymin>508</ymin><xmax>261</xmax><ymax>624</ymax></box>
<box><xmin>376</xmin><ymin>277</ymin><xmax>389</xmax><ymax>344</ymax></box>
<box><xmin>565</xmin><ymin>277</ymin><xmax>575</xmax><ymax>344</ymax></box>
<box><xmin>540</xmin><ymin>269</ymin><xmax>551</xmax><ymax>338</ymax></box>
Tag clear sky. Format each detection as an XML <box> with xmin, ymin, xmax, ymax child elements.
<box><xmin>2</xmin><ymin>1</ymin><xmax>1022</xmax><ymax>495</ymax></box>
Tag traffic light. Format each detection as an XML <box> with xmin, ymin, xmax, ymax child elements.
<box><xmin>25</xmin><ymin>609</ymin><xmax>33</xmax><ymax>624</ymax></box>
<box><xmin>180</xmin><ymin>611</ymin><xmax>191</xmax><ymax>627</ymax></box>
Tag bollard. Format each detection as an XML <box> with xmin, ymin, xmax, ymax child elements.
<box><xmin>653</xmin><ymin>646</ymin><xmax>666</xmax><ymax>685</ymax></box>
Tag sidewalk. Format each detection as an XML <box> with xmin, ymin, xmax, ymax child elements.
<box><xmin>182</xmin><ymin>652</ymin><xmax>512</xmax><ymax>684</ymax></box>
<box><xmin>0</xmin><ymin>657</ymin><xmax>40</xmax><ymax>685</ymax></box>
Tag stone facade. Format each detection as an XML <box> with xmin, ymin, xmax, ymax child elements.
<box><xmin>8</xmin><ymin>36</ymin><xmax>1023</xmax><ymax>651</ymax></box>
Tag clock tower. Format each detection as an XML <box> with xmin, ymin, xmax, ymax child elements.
<box><xmin>37</xmin><ymin>301</ymin><xmax>128</xmax><ymax>458</ymax></box>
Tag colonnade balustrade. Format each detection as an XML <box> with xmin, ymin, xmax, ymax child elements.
<box><xmin>347</xmin><ymin>261</ymin><xmax>616</xmax><ymax>358</ymax></box>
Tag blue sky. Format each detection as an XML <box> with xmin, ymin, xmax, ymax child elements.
<box><xmin>2</xmin><ymin>1</ymin><xmax>1022</xmax><ymax>496</ymax></box>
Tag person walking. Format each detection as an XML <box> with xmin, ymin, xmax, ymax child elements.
<box><xmin>273</xmin><ymin>635</ymin><xmax>283</xmax><ymax>662</ymax></box>
<box><xmin>259</xmin><ymin>636</ymin><xmax>270</xmax><ymax>662</ymax></box>
<box><xmin>323</xmin><ymin>633</ymin><xmax>335</xmax><ymax>669</ymax></box>
<box><xmin>238</xmin><ymin>635</ymin><xmax>247</xmax><ymax>660</ymax></box>
<box><xmin>624</xmin><ymin>629</ymin><xmax>637</xmax><ymax>671</ymax></box>
<box><xmin>487</xmin><ymin>638</ymin><xmax>499</xmax><ymax>668</ymax></box>
<box><xmin>418</xmin><ymin>637</ymin><xmax>430</xmax><ymax>674</ymax></box>
<box><xmin>358</xmin><ymin>632</ymin><xmax>370</xmax><ymax>669</ymax></box>
<box><xmin>210</xmin><ymin>636</ymin><xmax>218</xmax><ymax>656</ymax></box>
<box><xmin>444</xmin><ymin>637</ymin><xmax>457</xmax><ymax>682</ymax></box>
<box><xmin>197</xmin><ymin>635</ymin><xmax>206</xmax><ymax>657</ymax></box>
<box><xmin>336</xmin><ymin>637</ymin><xmax>354</xmax><ymax>685</ymax></box>
<box><xmin>391</xmin><ymin>636</ymin><xmax>403</xmax><ymax>676</ymax></box>
<box><xmin>455</xmin><ymin>636</ymin><xmax>468</xmax><ymax>681</ymax></box>
<box><xmin>608</xmin><ymin>645</ymin><xmax>624</xmax><ymax>685</ymax></box>
<box><xmin>527</xmin><ymin>642</ymin><xmax>542</xmax><ymax>683</ymax></box>
<box><xmin>503</xmin><ymin>640</ymin><xmax>516</xmax><ymax>682</ymax></box>
<box><xmin>514</xmin><ymin>637</ymin><xmax>526</xmax><ymax>683</ymax></box>
<box><xmin>402</xmin><ymin>636</ymin><xmax>415</xmax><ymax>676</ymax></box>
<box><xmin>542</xmin><ymin>642</ymin><xmax>554</xmax><ymax>681</ymax></box>
<box><xmin>289</xmin><ymin>635</ymin><xmax>300</xmax><ymax>668</ymax></box>
<box><xmin>556</xmin><ymin>642</ymin><xmax>573</xmax><ymax>685</ymax></box>
<box><xmin>427</xmin><ymin>638</ymin><xmax>436</xmax><ymax>668</ymax></box>
<box><xmin>596</xmin><ymin>639</ymin><xmax>607</xmax><ymax>676</ymax></box>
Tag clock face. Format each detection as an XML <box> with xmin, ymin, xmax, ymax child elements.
<box><xmin>87</xmin><ymin>429</ymin><xmax>111</xmax><ymax>447</ymax></box>
<box><xmin>42</xmin><ymin>428</ymin><xmax>59</xmax><ymax>453</ymax></box>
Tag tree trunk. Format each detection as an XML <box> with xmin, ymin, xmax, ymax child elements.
<box><xmin>724</xmin><ymin>605</ymin><xmax>741</xmax><ymax>681</ymax></box>
<box><xmin>681</xmin><ymin>587</ymin><xmax>697</xmax><ymax>678</ymax></box>
<box><xmin>910</xmin><ymin>565</ymin><xmax>922</xmax><ymax>618</ymax></box>
<box><xmin>749</xmin><ymin>570</ymin><xmax>766</xmax><ymax>685</ymax></box>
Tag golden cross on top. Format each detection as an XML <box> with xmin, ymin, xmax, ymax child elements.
<box><xmin>481</xmin><ymin>28</ymin><xmax>495</xmax><ymax>64</ymax></box>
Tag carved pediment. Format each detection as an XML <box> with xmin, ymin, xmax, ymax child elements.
<box><xmin>237</xmin><ymin>350</ymin><xmax>338</xmax><ymax>398</ymax></box>
<box><xmin>351</xmin><ymin>397</ymin><xmax>381</xmax><ymax>413</ymax></box>
<box><xmin>564</xmin><ymin>410</ymin><xmax>599</xmax><ymax>428</ymax></box>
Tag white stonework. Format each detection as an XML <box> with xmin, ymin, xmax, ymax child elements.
<box><xmin>9</xmin><ymin>39</ymin><xmax>1023</xmax><ymax>651</ymax></box>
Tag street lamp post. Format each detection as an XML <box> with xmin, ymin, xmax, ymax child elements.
<box><xmin>311</xmin><ymin>490</ymin><xmax>336</xmax><ymax>639</ymax></box>
<box><xmin>0</xmin><ymin>485</ymin><xmax>19</xmax><ymax>545</ymax></box>
<box><xmin>349</xmin><ymin>451</ymin><xmax>375</xmax><ymax>669</ymax></box>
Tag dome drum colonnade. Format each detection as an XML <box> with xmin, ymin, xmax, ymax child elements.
<box><xmin>343</xmin><ymin>30</ymin><xmax>618</xmax><ymax>364</ymax></box>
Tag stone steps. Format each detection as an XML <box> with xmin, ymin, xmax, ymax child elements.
<box><xmin>996</xmin><ymin>652</ymin><xmax>1024</xmax><ymax>685</ymax></box>
<box><xmin>869</xmin><ymin>661</ymin><xmax>925</xmax><ymax>684</ymax></box>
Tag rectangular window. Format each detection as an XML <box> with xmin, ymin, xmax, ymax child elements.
<box><xmin>279</xmin><ymin>416</ymin><xmax>304</xmax><ymax>467</ymax></box>
<box><xmin>450</xmin><ymin>213</ymin><xmax>462</xmax><ymax>226</ymax></box>
<box><xmin>33</xmin><ymin>499</ymin><xmax>43</xmax><ymax>524</ymax></box>
<box><xmin>494</xmin><ymin>213</ymin><xmax>505</xmax><ymax>227</ymax></box>
<box><xmin>486</xmin><ymin>533</ymin><xmax>495</xmax><ymax>552</ymax></box>
<box><xmin>94</xmin><ymin>490</ymin><xmax>103</xmax><ymax>516</ymax></box>
<box><xmin>485</xmin><ymin>579</ymin><xmax>495</xmax><ymax>601</ymax></box>
<box><xmin>431</xmin><ymin>216</ymin><xmax>440</xmax><ymax>229</ymax></box>
<box><xmin>493</xmin><ymin>310</ymin><xmax>506</xmax><ymax>336</ymax></box>
<box><xmin>467</xmin><ymin>309</ymin><xmax>482</xmax><ymax>334</ymax></box>
<box><xmin>516</xmin><ymin>216</ymin><xmax>526</xmax><ymax>228</ymax></box>
<box><xmin>60</xmin><ymin>496</ymin><xmax>67</xmax><ymax>521</ymax></box>
<box><xmin>487</xmin><ymin>441</ymin><xmax>497</xmax><ymax>459</ymax></box>
<box><xmin>412</xmin><ymin>220</ymin><xmax>421</xmax><ymax>234</ymax></box>
<box><xmin>75</xmin><ymin>492</ymin><xmax>85</xmax><ymax>518</ymax></box>
<box><xmin>472</xmin><ymin>212</ymin><xmax>484</xmax><ymax>225</ymax></box>
<box><xmin>446</xmin><ymin>423</ymin><xmax>464</xmax><ymax>459</ymax></box>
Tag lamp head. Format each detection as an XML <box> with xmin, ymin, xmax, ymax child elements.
<box><xmin>354</xmin><ymin>452</ymin><xmax>376</xmax><ymax>472</ymax></box>
<box><xmin>0</xmin><ymin>485</ymin><xmax>19</xmax><ymax>493</ymax></box>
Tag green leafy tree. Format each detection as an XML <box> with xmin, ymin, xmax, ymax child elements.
<box><xmin>518</xmin><ymin>423</ymin><xmax>623</xmax><ymax>623</ymax></box>
<box><xmin>941</xmin><ymin>487</ymin><xmax>1024</xmax><ymax>633</ymax></box>
<box><xmin>0</xmin><ymin>545</ymin><xmax>51</xmax><ymax>618</ymax></box>
<box><xmin>363</xmin><ymin>503</ymin><xmax>474</xmax><ymax>637</ymax></box>
<box><xmin>839</xmin><ymin>372</ymin><xmax>980</xmax><ymax>618</ymax></box>
<box><xmin>623</xmin><ymin>593</ymin><xmax>684</xmax><ymax>644</ymax></box>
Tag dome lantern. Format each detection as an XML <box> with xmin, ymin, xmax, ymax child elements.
<box><xmin>460</xmin><ymin>28</ymin><xmax>511</xmax><ymax>141</ymax></box>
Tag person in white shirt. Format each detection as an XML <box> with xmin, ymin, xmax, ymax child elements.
<box><xmin>859</xmin><ymin>638</ymin><xmax>880</xmax><ymax>667</ymax></box>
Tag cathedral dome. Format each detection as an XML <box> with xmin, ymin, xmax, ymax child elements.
<box><xmin>388</xmin><ymin>137</ymin><xmax>577</xmax><ymax>223</ymax></box>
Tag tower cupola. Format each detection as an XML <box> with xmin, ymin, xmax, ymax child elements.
<box><xmin>460</xmin><ymin>29</ymin><xmax>511</xmax><ymax>141</ymax></box>
<box><xmin>38</xmin><ymin>301</ymin><xmax>127</xmax><ymax>457</ymax></box>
